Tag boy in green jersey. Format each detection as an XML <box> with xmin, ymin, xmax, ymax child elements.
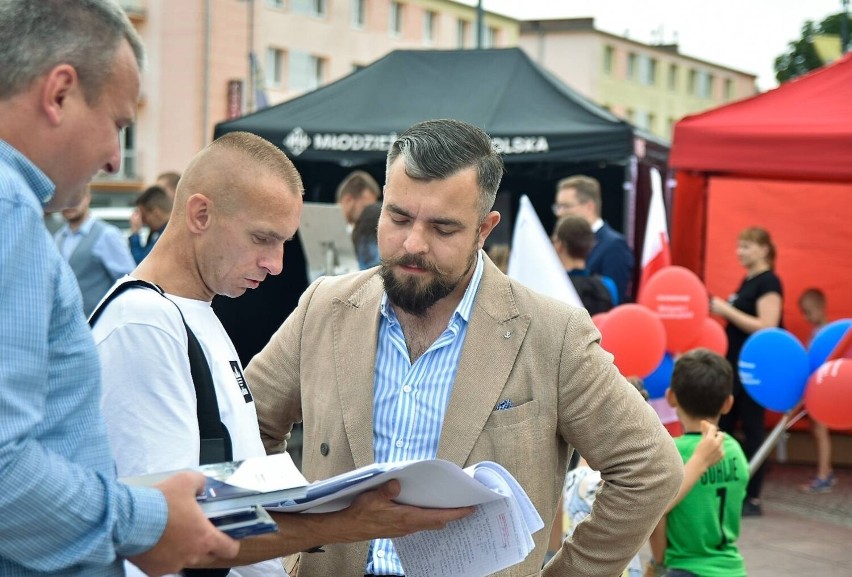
<box><xmin>646</xmin><ymin>349</ymin><xmax>749</xmax><ymax>577</ymax></box>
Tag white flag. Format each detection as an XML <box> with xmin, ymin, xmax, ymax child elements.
<box><xmin>638</xmin><ymin>168</ymin><xmax>671</xmax><ymax>298</ymax></box>
<box><xmin>508</xmin><ymin>195</ymin><xmax>582</xmax><ymax>308</ymax></box>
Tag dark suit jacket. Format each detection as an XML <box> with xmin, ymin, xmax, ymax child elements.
<box><xmin>247</xmin><ymin>255</ymin><xmax>681</xmax><ymax>577</ymax></box>
<box><xmin>587</xmin><ymin>222</ymin><xmax>634</xmax><ymax>303</ymax></box>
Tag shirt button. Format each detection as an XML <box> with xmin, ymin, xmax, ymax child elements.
<box><xmin>320</xmin><ymin>443</ymin><xmax>329</xmax><ymax>456</ymax></box>
<box><xmin>395</xmin><ymin>440</ymin><xmax>403</xmax><ymax>448</ymax></box>
<box><xmin>376</xmin><ymin>550</ymin><xmax>385</xmax><ymax>558</ymax></box>
<box><xmin>403</xmin><ymin>385</ymin><xmax>411</xmax><ymax>393</ymax></box>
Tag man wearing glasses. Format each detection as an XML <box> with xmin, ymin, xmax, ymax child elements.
<box><xmin>553</xmin><ymin>175</ymin><xmax>634</xmax><ymax>303</ymax></box>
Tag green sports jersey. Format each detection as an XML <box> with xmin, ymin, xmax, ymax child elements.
<box><xmin>665</xmin><ymin>432</ymin><xmax>748</xmax><ymax>577</ymax></box>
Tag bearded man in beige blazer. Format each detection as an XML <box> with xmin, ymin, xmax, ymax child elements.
<box><xmin>247</xmin><ymin>119</ymin><xmax>682</xmax><ymax>577</ymax></box>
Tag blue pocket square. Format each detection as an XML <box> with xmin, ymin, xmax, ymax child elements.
<box><xmin>495</xmin><ymin>399</ymin><xmax>513</xmax><ymax>411</ymax></box>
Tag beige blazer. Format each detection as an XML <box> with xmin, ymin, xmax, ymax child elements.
<box><xmin>247</xmin><ymin>256</ymin><xmax>682</xmax><ymax>577</ymax></box>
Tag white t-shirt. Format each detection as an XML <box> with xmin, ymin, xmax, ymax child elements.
<box><xmin>92</xmin><ymin>279</ymin><xmax>287</xmax><ymax>577</ymax></box>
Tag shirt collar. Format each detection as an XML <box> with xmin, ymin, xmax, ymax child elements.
<box><xmin>380</xmin><ymin>250</ymin><xmax>485</xmax><ymax>325</ymax></box>
<box><xmin>591</xmin><ymin>218</ymin><xmax>604</xmax><ymax>233</ymax></box>
<box><xmin>0</xmin><ymin>139</ymin><xmax>56</xmax><ymax>206</ymax></box>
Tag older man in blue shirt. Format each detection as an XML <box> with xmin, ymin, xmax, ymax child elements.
<box><xmin>0</xmin><ymin>1</ymin><xmax>238</xmax><ymax>575</ymax></box>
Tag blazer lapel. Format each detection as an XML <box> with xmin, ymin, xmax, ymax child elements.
<box><xmin>437</xmin><ymin>259</ymin><xmax>530</xmax><ymax>465</ymax></box>
<box><xmin>332</xmin><ymin>274</ymin><xmax>383</xmax><ymax>469</ymax></box>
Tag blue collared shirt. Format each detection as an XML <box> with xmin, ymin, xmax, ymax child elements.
<box><xmin>367</xmin><ymin>252</ymin><xmax>484</xmax><ymax>575</ymax></box>
<box><xmin>55</xmin><ymin>215</ymin><xmax>136</xmax><ymax>277</ymax></box>
<box><xmin>0</xmin><ymin>140</ymin><xmax>167</xmax><ymax>576</ymax></box>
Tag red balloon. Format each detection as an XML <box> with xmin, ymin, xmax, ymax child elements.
<box><xmin>638</xmin><ymin>266</ymin><xmax>708</xmax><ymax>353</ymax></box>
<box><xmin>685</xmin><ymin>318</ymin><xmax>728</xmax><ymax>356</ymax></box>
<box><xmin>591</xmin><ymin>313</ymin><xmax>608</xmax><ymax>334</ymax></box>
<box><xmin>598</xmin><ymin>304</ymin><xmax>666</xmax><ymax>378</ymax></box>
<box><xmin>805</xmin><ymin>359</ymin><xmax>852</xmax><ymax>430</ymax></box>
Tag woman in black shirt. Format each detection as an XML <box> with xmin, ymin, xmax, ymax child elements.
<box><xmin>710</xmin><ymin>227</ymin><xmax>783</xmax><ymax>517</ymax></box>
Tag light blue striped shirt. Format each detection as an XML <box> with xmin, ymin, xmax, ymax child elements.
<box><xmin>0</xmin><ymin>140</ymin><xmax>167</xmax><ymax>576</ymax></box>
<box><xmin>367</xmin><ymin>252</ymin><xmax>484</xmax><ymax>575</ymax></box>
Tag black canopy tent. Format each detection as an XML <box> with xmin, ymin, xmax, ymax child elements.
<box><xmin>214</xmin><ymin>48</ymin><xmax>641</xmax><ymax>234</ymax></box>
<box><xmin>212</xmin><ymin>48</ymin><xmax>666</xmax><ymax>365</ymax></box>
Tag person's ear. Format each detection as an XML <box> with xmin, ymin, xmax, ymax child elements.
<box><xmin>720</xmin><ymin>394</ymin><xmax>734</xmax><ymax>416</ymax></box>
<box><xmin>665</xmin><ymin>387</ymin><xmax>677</xmax><ymax>408</ymax></box>
<box><xmin>41</xmin><ymin>64</ymin><xmax>79</xmax><ymax>126</ymax></box>
<box><xmin>185</xmin><ymin>194</ymin><xmax>212</xmax><ymax>233</ymax></box>
<box><xmin>477</xmin><ymin>211</ymin><xmax>501</xmax><ymax>248</ymax></box>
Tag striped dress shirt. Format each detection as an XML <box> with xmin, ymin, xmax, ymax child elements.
<box><xmin>0</xmin><ymin>140</ymin><xmax>167</xmax><ymax>576</ymax></box>
<box><xmin>366</xmin><ymin>252</ymin><xmax>484</xmax><ymax>575</ymax></box>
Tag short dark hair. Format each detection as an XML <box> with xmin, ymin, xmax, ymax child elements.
<box><xmin>556</xmin><ymin>175</ymin><xmax>602</xmax><ymax>216</ymax></box>
<box><xmin>553</xmin><ymin>215</ymin><xmax>595</xmax><ymax>260</ymax></box>
<box><xmin>335</xmin><ymin>170</ymin><xmax>380</xmax><ymax>203</ymax></box>
<box><xmin>670</xmin><ymin>349</ymin><xmax>733</xmax><ymax>420</ymax></box>
<box><xmin>386</xmin><ymin>119</ymin><xmax>504</xmax><ymax>220</ymax></box>
<box><xmin>136</xmin><ymin>185</ymin><xmax>173</xmax><ymax>213</ymax></box>
<box><xmin>351</xmin><ymin>201</ymin><xmax>382</xmax><ymax>248</ymax></box>
<box><xmin>798</xmin><ymin>287</ymin><xmax>826</xmax><ymax>309</ymax></box>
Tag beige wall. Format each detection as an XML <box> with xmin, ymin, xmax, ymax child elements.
<box><xmin>519</xmin><ymin>22</ymin><xmax>758</xmax><ymax>141</ymax></box>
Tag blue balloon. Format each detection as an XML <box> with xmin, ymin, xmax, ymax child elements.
<box><xmin>643</xmin><ymin>352</ymin><xmax>674</xmax><ymax>399</ymax></box>
<box><xmin>739</xmin><ymin>328</ymin><xmax>809</xmax><ymax>412</ymax></box>
<box><xmin>808</xmin><ymin>319</ymin><xmax>852</xmax><ymax>373</ymax></box>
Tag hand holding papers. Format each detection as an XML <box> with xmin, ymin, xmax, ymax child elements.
<box><xmin>267</xmin><ymin>459</ymin><xmax>543</xmax><ymax>577</ymax></box>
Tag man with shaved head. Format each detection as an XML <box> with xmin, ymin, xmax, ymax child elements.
<box><xmin>91</xmin><ymin>132</ymin><xmax>472</xmax><ymax>577</ymax></box>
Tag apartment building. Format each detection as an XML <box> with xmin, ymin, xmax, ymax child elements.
<box><xmin>519</xmin><ymin>18</ymin><xmax>758</xmax><ymax>141</ymax></box>
<box><xmin>94</xmin><ymin>0</ymin><xmax>516</xmax><ymax>202</ymax></box>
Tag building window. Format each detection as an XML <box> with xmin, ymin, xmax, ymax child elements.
<box><xmin>688</xmin><ymin>69</ymin><xmax>715</xmax><ymax>98</ymax></box>
<box><xmin>483</xmin><ymin>25</ymin><xmax>498</xmax><ymax>48</ymax></box>
<box><xmin>266</xmin><ymin>0</ymin><xmax>284</xmax><ymax>8</ymax></box>
<box><xmin>668</xmin><ymin>64</ymin><xmax>678</xmax><ymax>90</ymax></box>
<box><xmin>292</xmin><ymin>0</ymin><xmax>325</xmax><ymax>17</ymax></box>
<box><xmin>456</xmin><ymin>18</ymin><xmax>469</xmax><ymax>48</ymax></box>
<box><xmin>389</xmin><ymin>1</ymin><xmax>403</xmax><ymax>36</ymax></box>
<box><xmin>634</xmin><ymin>109</ymin><xmax>650</xmax><ymax>130</ymax></box>
<box><xmin>265</xmin><ymin>47</ymin><xmax>284</xmax><ymax>87</ymax></box>
<box><xmin>625</xmin><ymin>108</ymin><xmax>634</xmax><ymax>122</ymax></box>
<box><xmin>627</xmin><ymin>52</ymin><xmax>637</xmax><ymax>80</ymax></box>
<box><xmin>423</xmin><ymin>10</ymin><xmax>436</xmax><ymax>45</ymax></box>
<box><xmin>725</xmin><ymin>78</ymin><xmax>734</xmax><ymax>100</ymax></box>
<box><xmin>602</xmin><ymin>45</ymin><xmax>614</xmax><ymax>74</ymax></box>
<box><xmin>667</xmin><ymin>117</ymin><xmax>676</xmax><ymax>138</ymax></box>
<box><xmin>351</xmin><ymin>0</ymin><xmax>365</xmax><ymax>28</ymax></box>
<box><xmin>637</xmin><ymin>55</ymin><xmax>657</xmax><ymax>86</ymax></box>
<box><xmin>289</xmin><ymin>50</ymin><xmax>324</xmax><ymax>93</ymax></box>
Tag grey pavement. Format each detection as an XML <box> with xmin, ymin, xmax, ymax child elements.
<box><xmin>640</xmin><ymin>463</ymin><xmax>852</xmax><ymax>576</ymax></box>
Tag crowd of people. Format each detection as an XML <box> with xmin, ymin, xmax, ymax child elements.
<box><xmin>0</xmin><ymin>2</ymin><xmax>841</xmax><ymax>577</ymax></box>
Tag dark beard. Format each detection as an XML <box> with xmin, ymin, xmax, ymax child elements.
<box><xmin>380</xmin><ymin>250</ymin><xmax>476</xmax><ymax>317</ymax></box>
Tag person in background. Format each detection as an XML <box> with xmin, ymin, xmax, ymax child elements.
<box><xmin>351</xmin><ymin>201</ymin><xmax>382</xmax><ymax>269</ymax></box>
<box><xmin>335</xmin><ymin>169</ymin><xmax>380</xmax><ymax>230</ymax></box>
<box><xmin>797</xmin><ymin>288</ymin><xmax>837</xmax><ymax>493</ymax></box>
<box><xmin>646</xmin><ymin>349</ymin><xmax>745</xmax><ymax>577</ymax></box>
<box><xmin>552</xmin><ymin>214</ymin><xmax>617</xmax><ymax>315</ymax></box>
<box><xmin>553</xmin><ymin>175</ymin><xmax>634</xmax><ymax>303</ymax></box>
<box><xmin>129</xmin><ymin>184</ymin><xmax>172</xmax><ymax>263</ymax></box>
<box><xmin>710</xmin><ymin>226</ymin><xmax>783</xmax><ymax>517</ymax></box>
<box><xmin>94</xmin><ymin>131</ymin><xmax>471</xmax><ymax>577</ymax></box>
<box><xmin>54</xmin><ymin>186</ymin><xmax>135</xmax><ymax>316</ymax></box>
<box><xmin>0</xmin><ymin>0</ymin><xmax>238</xmax><ymax>574</ymax></box>
<box><xmin>246</xmin><ymin>119</ymin><xmax>683</xmax><ymax>577</ymax></box>
<box><xmin>485</xmin><ymin>242</ymin><xmax>510</xmax><ymax>273</ymax></box>
<box><xmin>156</xmin><ymin>170</ymin><xmax>180</xmax><ymax>199</ymax></box>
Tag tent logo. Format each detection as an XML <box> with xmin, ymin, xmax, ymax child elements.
<box><xmin>284</xmin><ymin>127</ymin><xmax>311</xmax><ymax>156</ymax></box>
<box><xmin>491</xmin><ymin>136</ymin><xmax>550</xmax><ymax>155</ymax></box>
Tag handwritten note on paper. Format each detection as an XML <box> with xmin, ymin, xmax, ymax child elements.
<box><xmin>393</xmin><ymin>498</ymin><xmax>528</xmax><ymax>577</ymax></box>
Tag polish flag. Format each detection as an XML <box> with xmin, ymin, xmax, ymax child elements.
<box><xmin>508</xmin><ymin>195</ymin><xmax>583</xmax><ymax>308</ymax></box>
<box><xmin>637</xmin><ymin>168</ymin><xmax>671</xmax><ymax>299</ymax></box>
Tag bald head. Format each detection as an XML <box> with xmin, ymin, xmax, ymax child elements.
<box><xmin>175</xmin><ymin>132</ymin><xmax>303</xmax><ymax>218</ymax></box>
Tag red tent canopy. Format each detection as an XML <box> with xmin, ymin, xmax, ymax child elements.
<box><xmin>669</xmin><ymin>54</ymin><xmax>852</xmax><ymax>346</ymax></box>
<box><xmin>671</xmin><ymin>53</ymin><xmax>852</xmax><ymax>181</ymax></box>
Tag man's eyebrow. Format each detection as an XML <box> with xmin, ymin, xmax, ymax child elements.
<box><xmin>256</xmin><ymin>229</ymin><xmax>290</xmax><ymax>242</ymax></box>
<box><xmin>386</xmin><ymin>203</ymin><xmax>465</xmax><ymax>228</ymax></box>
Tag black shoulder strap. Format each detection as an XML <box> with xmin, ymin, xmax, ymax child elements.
<box><xmin>90</xmin><ymin>280</ymin><xmax>233</xmax><ymax>465</ymax></box>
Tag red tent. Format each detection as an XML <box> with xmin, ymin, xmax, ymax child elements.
<box><xmin>669</xmin><ymin>53</ymin><xmax>852</xmax><ymax>344</ymax></box>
